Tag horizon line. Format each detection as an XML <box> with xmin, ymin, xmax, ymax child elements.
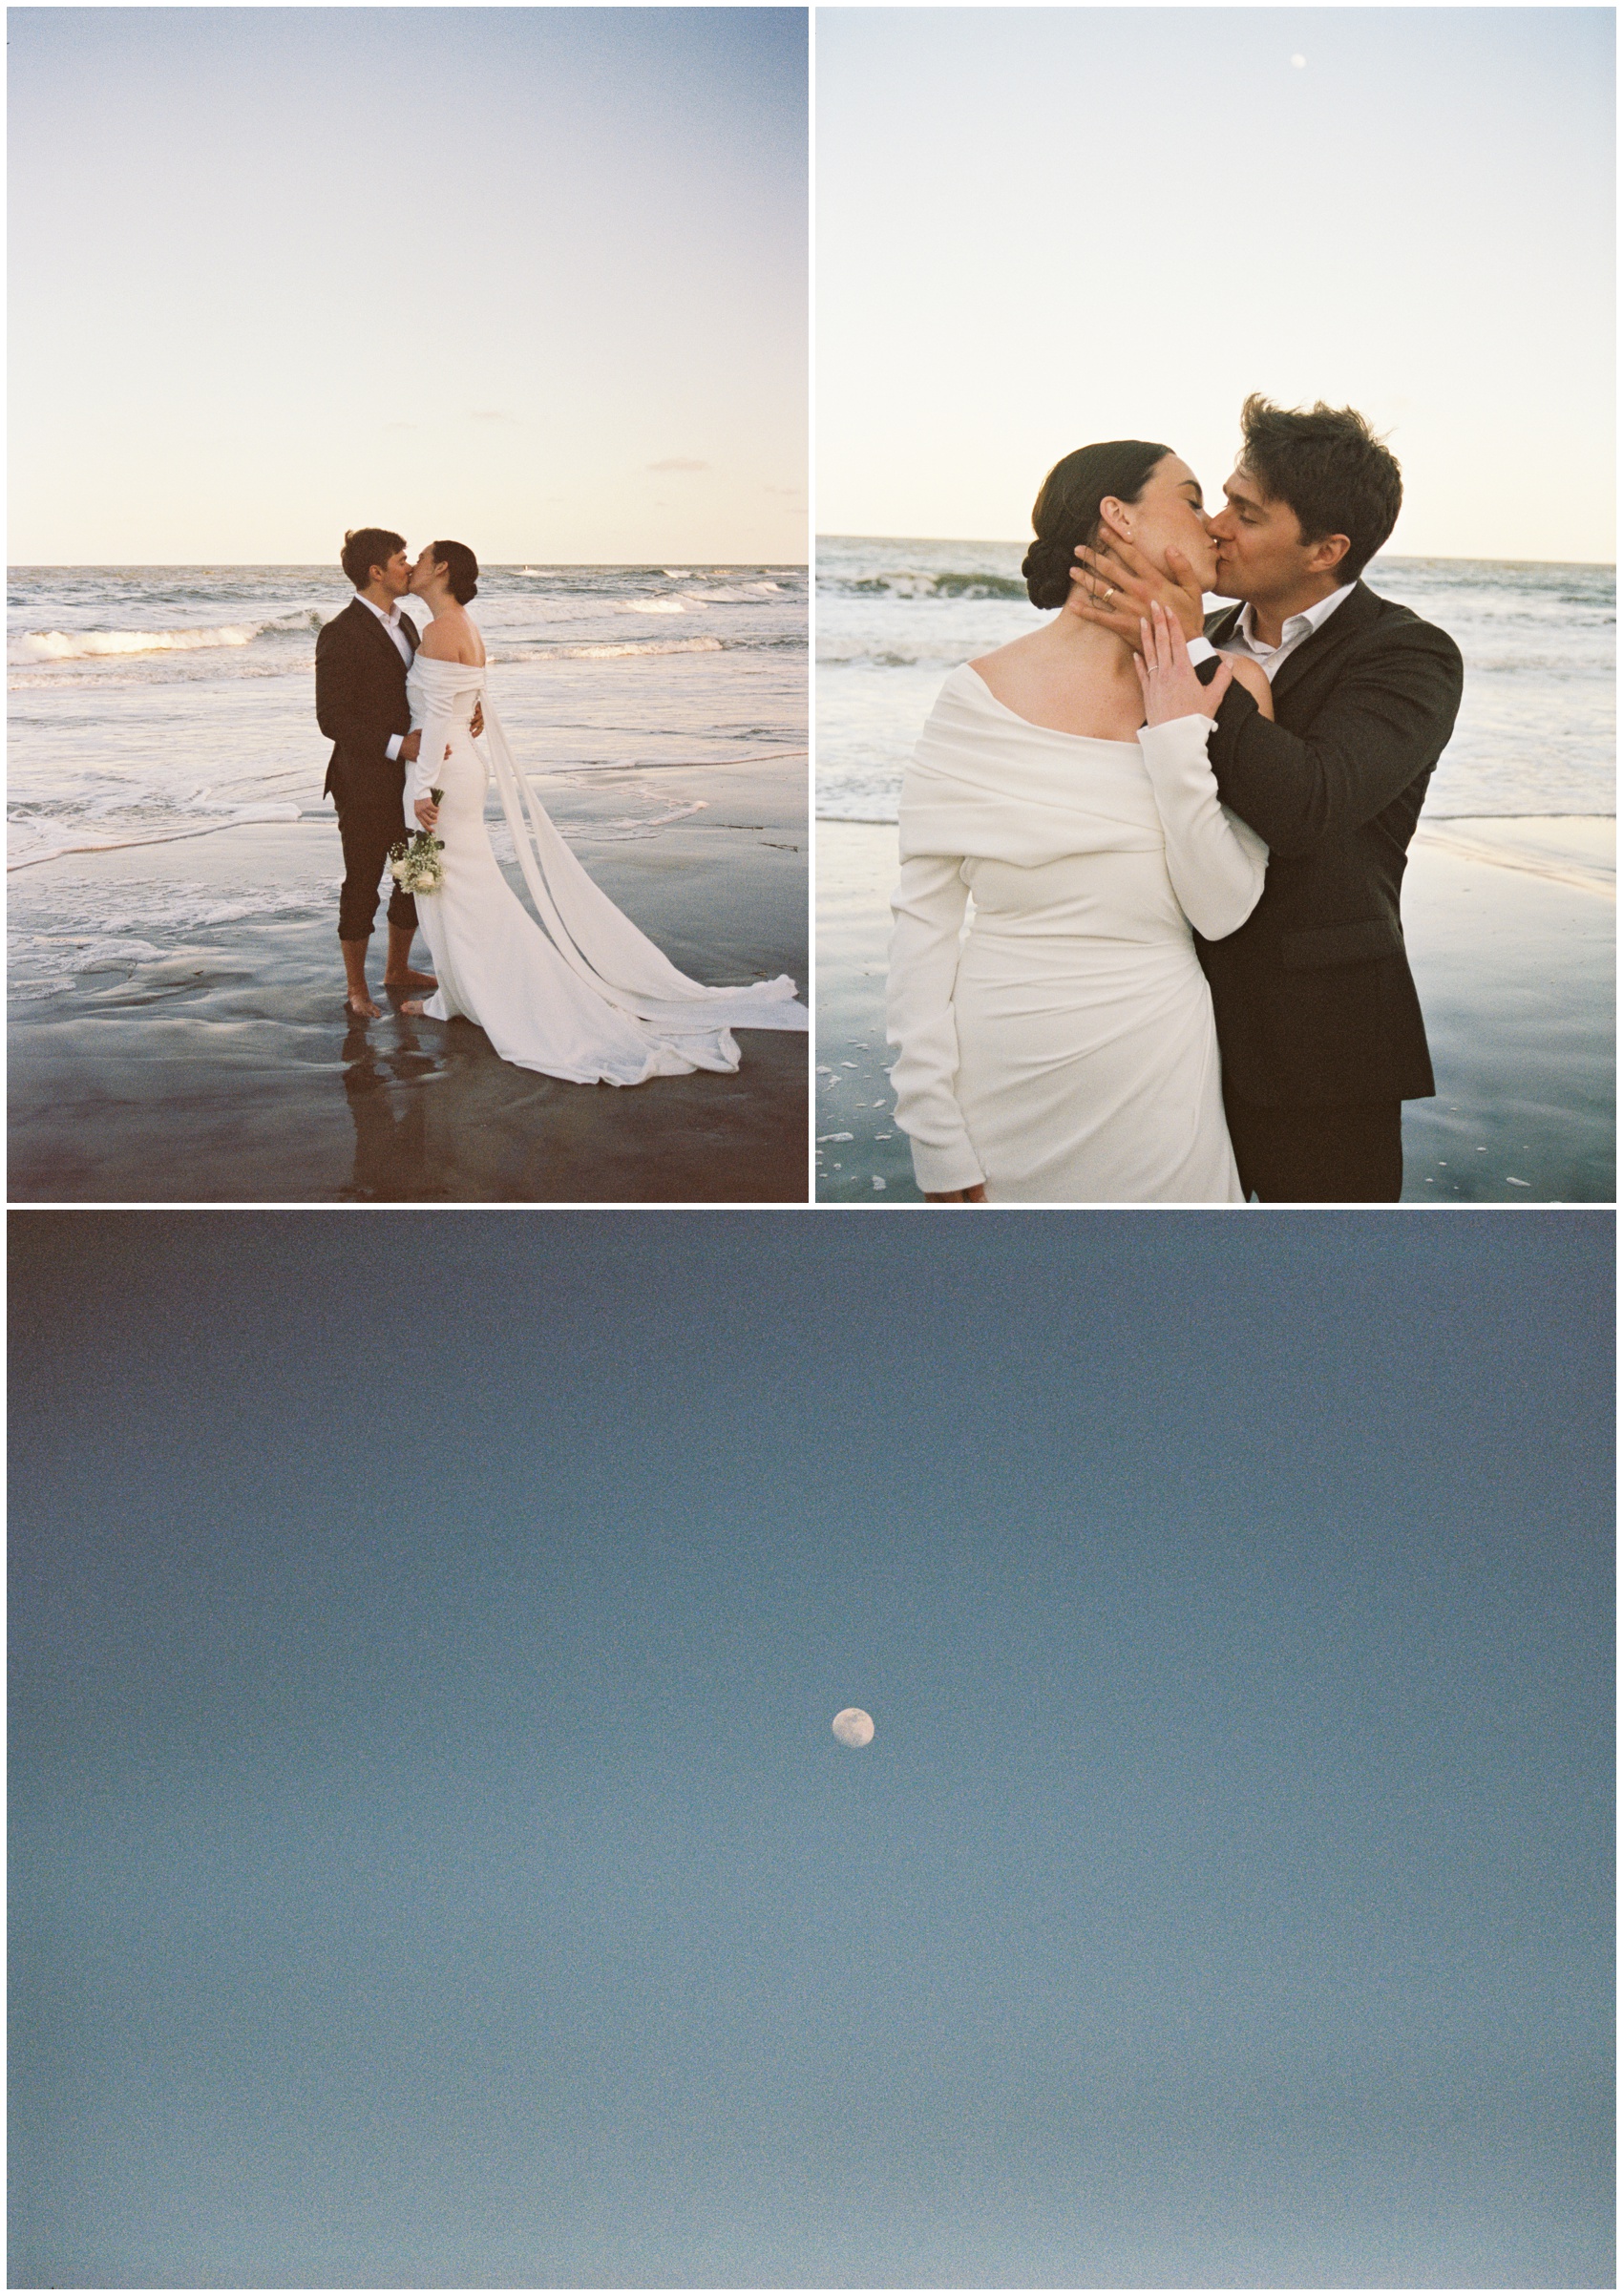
<box><xmin>9</xmin><ymin>558</ymin><xmax>812</xmax><ymax>573</ymax></box>
<box><xmin>814</xmin><ymin>537</ymin><xmax>1616</xmax><ymax>571</ymax></box>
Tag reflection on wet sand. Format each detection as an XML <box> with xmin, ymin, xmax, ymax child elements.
<box><xmin>10</xmin><ymin>802</ymin><xmax>809</xmax><ymax>1204</ymax></box>
<box><xmin>340</xmin><ymin>1010</ymin><xmax>444</xmax><ymax>1202</ymax></box>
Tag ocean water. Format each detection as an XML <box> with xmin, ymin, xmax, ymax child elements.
<box><xmin>9</xmin><ymin>563</ymin><xmax>807</xmax><ymax>881</ymax></box>
<box><xmin>816</xmin><ymin>540</ymin><xmax>1615</xmax><ymax>823</ymax></box>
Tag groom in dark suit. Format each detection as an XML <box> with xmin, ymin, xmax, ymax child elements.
<box><xmin>1071</xmin><ymin>396</ymin><xmax>1464</xmax><ymax>1203</ymax></box>
<box><xmin>315</xmin><ymin>526</ymin><xmax>437</xmax><ymax>1019</ymax></box>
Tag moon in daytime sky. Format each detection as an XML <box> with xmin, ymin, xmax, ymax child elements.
<box><xmin>832</xmin><ymin>1708</ymin><xmax>875</xmax><ymax>1748</ymax></box>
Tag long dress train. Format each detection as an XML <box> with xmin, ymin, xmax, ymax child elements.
<box><xmin>404</xmin><ymin>654</ymin><xmax>807</xmax><ymax>1085</ymax></box>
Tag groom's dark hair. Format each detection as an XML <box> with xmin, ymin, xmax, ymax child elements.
<box><xmin>1237</xmin><ymin>395</ymin><xmax>1402</xmax><ymax>579</ymax></box>
<box><xmin>341</xmin><ymin>527</ymin><xmax>406</xmax><ymax>588</ymax></box>
<box><xmin>1022</xmin><ymin>441</ymin><xmax>1170</xmax><ymax>609</ymax></box>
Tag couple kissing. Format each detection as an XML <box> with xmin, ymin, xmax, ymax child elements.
<box><xmin>887</xmin><ymin>394</ymin><xmax>1465</xmax><ymax>1205</ymax></box>
<box><xmin>315</xmin><ymin>528</ymin><xmax>807</xmax><ymax>1086</ymax></box>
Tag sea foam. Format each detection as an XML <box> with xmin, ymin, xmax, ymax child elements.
<box><xmin>11</xmin><ymin>608</ymin><xmax>325</xmax><ymax>664</ymax></box>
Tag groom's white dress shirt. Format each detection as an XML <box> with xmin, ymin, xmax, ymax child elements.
<box><xmin>356</xmin><ymin>592</ymin><xmax>412</xmax><ymax>762</ymax></box>
<box><xmin>1187</xmin><ymin>582</ymin><xmax>1356</xmax><ymax>679</ymax></box>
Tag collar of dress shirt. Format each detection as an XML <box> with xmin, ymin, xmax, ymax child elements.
<box><xmin>356</xmin><ymin>592</ymin><xmax>403</xmax><ymax>630</ymax></box>
<box><xmin>1235</xmin><ymin>579</ymin><xmax>1356</xmax><ymax>656</ymax></box>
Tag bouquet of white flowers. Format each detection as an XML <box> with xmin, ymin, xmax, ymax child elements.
<box><xmin>389</xmin><ymin>789</ymin><xmax>446</xmax><ymax>896</ymax></box>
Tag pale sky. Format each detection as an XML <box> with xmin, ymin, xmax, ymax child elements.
<box><xmin>10</xmin><ymin>9</ymin><xmax>807</xmax><ymax>564</ymax></box>
<box><xmin>817</xmin><ymin>8</ymin><xmax>1615</xmax><ymax>562</ymax></box>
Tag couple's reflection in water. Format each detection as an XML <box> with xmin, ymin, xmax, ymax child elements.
<box><xmin>339</xmin><ymin>1003</ymin><xmax>449</xmax><ymax>1200</ymax></box>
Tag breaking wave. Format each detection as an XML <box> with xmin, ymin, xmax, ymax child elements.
<box><xmin>824</xmin><ymin>568</ymin><xmax>1030</xmax><ymax>602</ymax></box>
<box><xmin>548</xmin><ymin>637</ymin><xmax>727</xmax><ymax>660</ymax></box>
<box><xmin>10</xmin><ymin>607</ymin><xmax>327</xmax><ymax>664</ymax></box>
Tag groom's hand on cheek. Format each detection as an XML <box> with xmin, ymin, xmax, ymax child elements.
<box><xmin>1067</xmin><ymin>537</ymin><xmax>1206</xmax><ymax>643</ymax></box>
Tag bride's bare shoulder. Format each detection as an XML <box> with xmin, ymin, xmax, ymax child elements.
<box><xmin>419</xmin><ymin>609</ymin><xmax>486</xmax><ymax>666</ymax></box>
<box><xmin>968</xmin><ymin>629</ymin><xmax>1042</xmax><ymax>678</ymax></box>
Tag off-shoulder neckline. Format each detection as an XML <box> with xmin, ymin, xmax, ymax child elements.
<box><xmin>958</xmin><ymin>662</ymin><xmax>1143</xmax><ymax>748</ymax></box>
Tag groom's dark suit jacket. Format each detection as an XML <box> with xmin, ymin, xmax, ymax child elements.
<box><xmin>1193</xmin><ymin>581</ymin><xmax>1464</xmax><ymax>1107</ymax></box>
<box><xmin>316</xmin><ymin>597</ymin><xmax>419</xmax><ymax>814</ymax></box>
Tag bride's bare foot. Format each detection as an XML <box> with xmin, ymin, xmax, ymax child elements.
<box><xmin>346</xmin><ymin>992</ymin><xmax>382</xmax><ymax>1020</ymax></box>
<box><xmin>383</xmin><ymin>967</ymin><xmax>438</xmax><ymax>990</ymax></box>
<box><xmin>400</xmin><ymin>998</ymin><xmax>428</xmax><ymax>1017</ymax></box>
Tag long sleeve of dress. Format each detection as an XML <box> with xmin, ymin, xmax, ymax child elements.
<box><xmin>404</xmin><ymin>685</ymin><xmax>457</xmax><ymax>821</ymax></box>
<box><xmin>1136</xmin><ymin>714</ymin><xmax>1269</xmax><ymax>942</ymax></box>
<box><xmin>886</xmin><ymin>852</ymin><xmax>986</xmax><ymax>1195</ymax></box>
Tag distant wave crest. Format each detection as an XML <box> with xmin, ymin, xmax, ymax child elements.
<box><xmin>10</xmin><ymin>608</ymin><xmax>326</xmax><ymax>664</ymax></box>
<box><xmin>825</xmin><ymin>568</ymin><xmax>1030</xmax><ymax>602</ymax></box>
<box><xmin>550</xmin><ymin>637</ymin><xmax>727</xmax><ymax>660</ymax></box>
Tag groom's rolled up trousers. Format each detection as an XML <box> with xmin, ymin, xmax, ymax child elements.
<box><xmin>335</xmin><ymin>801</ymin><xmax>417</xmax><ymax>944</ymax></box>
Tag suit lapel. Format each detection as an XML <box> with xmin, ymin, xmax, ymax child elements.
<box><xmin>1267</xmin><ymin>580</ymin><xmax>1382</xmax><ymax>706</ymax></box>
<box><xmin>348</xmin><ymin>595</ymin><xmax>411</xmax><ymax>671</ymax></box>
<box><xmin>1204</xmin><ymin>603</ymin><xmax>1244</xmax><ymax>646</ymax></box>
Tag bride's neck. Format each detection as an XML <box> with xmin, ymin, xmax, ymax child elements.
<box><xmin>1043</xmin><ymin>609</ymin><xmax>1138</xmax><ymax>679</ymax></box>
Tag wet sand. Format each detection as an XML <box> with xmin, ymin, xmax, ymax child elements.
<box><xmin>815</xmin><ymin>816</ymin><xmax>1615</xmax><ymax>1206</ymax></box>
<box><xmin>10</xmin><ymin>762</ymin><xmax>809</xmax><ymax>1203</ymax></box>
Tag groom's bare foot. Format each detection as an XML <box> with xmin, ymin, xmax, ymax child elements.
<box><xmin>383</xmin><ymin>967</ymin><xmax>438</xmax><ymax>990</ymax></box>
<box><xmin>346</xmin><ymin>992</ymin><xmax>382</xmax><ymax>1020</ymax></box>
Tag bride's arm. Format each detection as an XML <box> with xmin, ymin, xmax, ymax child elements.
<box><xmin>1133</xmin><ymin>602</ymin><xmax>1268</xmax><ymax>940</ymax></box>
<box><xmin>886</xmin><ymin>853</ymin><xmax>987</xmax><ymax>1197</ymax></box>
<box><xmin>1137</xmin><ymin>718</ymin><xmax>1269</xmax><ymax>938</ymax></box>
<box><xmin>406</xmin><ymin>684</ymin><xmax>455</xmax><ymax>827</ymax></box>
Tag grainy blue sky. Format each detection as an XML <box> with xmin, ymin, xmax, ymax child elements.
<box><xmin>9</xmin><ymin>9</ymin><xmax>807</xmax><ymax>561</ymax></box>
<box><xmin>11</xmin><ymin>1211</ymin><xmax>1612</xmax><ymax>2285</ymax></box>
<box><xmin>818</xmin><ymin>7</ymin><xmax>1615</xmax><ymax>560</ymax></box>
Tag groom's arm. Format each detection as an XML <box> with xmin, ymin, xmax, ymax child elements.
<box><xmin>1203</xmin><ymin>622</ymin><xmax>1464</xmax><ymax>857</ymax></box>
<box><xmin>315</xmin><ymin>619</ymin><xmax>399</xmax><ymax>773</ymax></box>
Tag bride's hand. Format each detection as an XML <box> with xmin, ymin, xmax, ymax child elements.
<box><xmin>1134</xmin><ymin>599</ymin><xmax>1233</xmax><ymax>726</ymax></box>
<box><xmin>414</xmin><ymin>796</ymin><xmax>439</xmax><ymax>830</ymax></box>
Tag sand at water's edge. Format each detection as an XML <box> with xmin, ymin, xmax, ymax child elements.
<box><xmin>10</xmin><ymin>769</ymin><xmax>810</xmax><ymax>1205</ymax></box>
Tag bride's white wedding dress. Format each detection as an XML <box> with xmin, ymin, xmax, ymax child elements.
<box><xmin>403</xmin><ymin>653</ymin><xmax>806</xmax><ymax>1085</ymax></box>
<box><xmin>887</xmin><ymin>665</ymin><xmax>1268</xmax><ymax>1203</ymax></box>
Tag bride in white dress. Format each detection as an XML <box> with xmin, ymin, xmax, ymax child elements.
<box><xmin>887</xmin><ymin>443</ymin><xmax>1275</xmax><ymax>1203</ymax></box>
<box><xmin>398</xmin><ymin>540</ymin><xmax>807</xmax><ymax>1085</ymax></box>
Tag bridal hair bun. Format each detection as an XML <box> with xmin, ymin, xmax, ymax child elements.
<box><xmin>432</xmin><ymin>539</ymin><xmax>479</xmax><ymax>603</ymax></box>
<box><xmin>1021</xmin><ymin>537</ymin><xmax>1074</xmax><ymax>611</ymax></box>
<box><xmin>1024</xmin><ymin>440</ymin><xmax>1172</xmax><ymax>609</ymax></box>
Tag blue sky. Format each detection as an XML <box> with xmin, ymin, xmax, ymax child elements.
<box><xmin>818</xmin><ymin>8</ymin><xmax>1615</xmax><ymax>559</ymax></box>
<box><xmin>9</xmin><ymin>10</ymin><xmax>807</xmax><ymax>562</ymax></box>
<box><xmin>11</xmin><ymin>1210</ymin><xmax>1612</xmax><ymax>2285</ymax></box>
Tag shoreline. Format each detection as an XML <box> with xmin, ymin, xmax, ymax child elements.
<box><xmin>10</xmin><ymin>760</ymin><xmax>809</xmax><ymax>1205</ymax></box>
<box><xmin>815</xmin><ymin>815</ymin><xmax>1615</xmax><ymax>1206</ymax></box>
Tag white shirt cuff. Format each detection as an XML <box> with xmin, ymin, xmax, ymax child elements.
<box><xmin>386</xmin><ymin>733</ymin><xmax>404</xmax><ymax>762</ymax></box>
<box><xmin>1185</xmin><ymin>635</ymin><xmax>1217</xmax><ymax>667</ymax></box>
